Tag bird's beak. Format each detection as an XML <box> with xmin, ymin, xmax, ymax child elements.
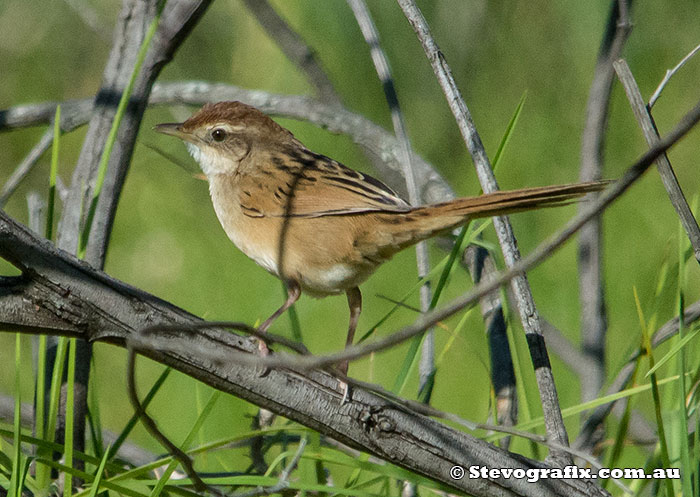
<box><xmin>154</xmin><ymin>122</ymin><xmax>196</xmax><ymax>143</ymax></box>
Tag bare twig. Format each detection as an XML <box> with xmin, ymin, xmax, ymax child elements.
<box><xmin>241</xmin><ymin>0</ymin><xmax>340</xmax><ymax>106</ymax></box>
<box><xmin>0</xmin><ymin>128</ymin><xmax>55</xmax><ymax>207</ymax></box>
<box><xmin>577</xmin><ymin>1</ymin><xmax>632</xmax><ymax>421</ymax></box>
<box><xmin>396</xmin><ymin>0</ymin><xmax>572</xmax><ymax>463</ymax></box>
<box><xmin>539</xmin><ymin>319</ymin><xmax>656</xmax><ymax>449</ymax></box>
<box><xmin>0</xmin><ymin>98</ymin><xmax>92</xmax><ymax>205</ymax></box>
<box><xmin>614</xmin><ymin>58</ymin><xmax>700</xmax><ymax>262</ymax></box>
<box><xmin>346</xmin><ymin>0</ymin><xmax>434</xmax><ymax>401</ymax></box>
<box><xmin>59</xmin><ymin>0</ymin><xmax>212</xmax><ymax>263</ymax></box>
<box><xmin>26</xmin><ymin>192</ymin><xmax>46</xmax><ymax>235</ymax></box>
<box><xmin>649</xmin><ymin>42</ymin><xmax>700</xmax><ymax>109</ymax></box>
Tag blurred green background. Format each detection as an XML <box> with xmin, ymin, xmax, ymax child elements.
<box><xmin>1</xmin><ymin>0</ymin><xmax>700</xmax><ymax>475</ymax></box>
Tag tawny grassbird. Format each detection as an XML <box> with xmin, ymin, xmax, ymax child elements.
<box><xmin>156</xmin><ymin>101</ymin><xmax>607</xmax><ymax>378</ymax></box>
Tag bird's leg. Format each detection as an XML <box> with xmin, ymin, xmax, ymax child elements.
<box><xmin>257</xmin><ymin>280</ymin><xmax>301</xmax><ymax>358</ymax></box>
<box><xmin>339</xmin><ymin>287</ymin><xmax>362</xmax><ymax>403</ymax></box>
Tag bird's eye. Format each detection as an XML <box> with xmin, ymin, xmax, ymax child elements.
<box><xmin>211</xmin><ymin>128</ymin><xmax>227</xmax><ymax>142</ymax></box>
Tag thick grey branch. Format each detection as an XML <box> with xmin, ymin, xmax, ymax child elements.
<box><xmin>0</xmin><ymin>211</ymin><xmax>609</xmax><ymax>497</ymax></box>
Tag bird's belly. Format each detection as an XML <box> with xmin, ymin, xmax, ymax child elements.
<box><xmin>299</xmin><ymin>263</ymin><xmax>373</xmax><ymax>297</ymax></box>
<box><xmin>224</xmin><ymin>226</ymin><xmax>375</xmax><ymax>296</ymax></box>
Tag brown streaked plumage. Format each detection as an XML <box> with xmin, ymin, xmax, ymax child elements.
<box><xmin>156</xmin><ymin>101</ymin><xmax>608</xmax><ymax>390</ymax></box>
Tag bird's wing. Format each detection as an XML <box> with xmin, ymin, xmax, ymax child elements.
<box><xmin>239</xmin><ymin>150</ymin><xmax>412</xmax><ymax>218</ymax></box>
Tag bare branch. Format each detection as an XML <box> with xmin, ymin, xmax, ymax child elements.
<box><xmin>613</xmin><ymin>59</ymin><xmax>700</xmax><ymax>262</ymax></box>
<box><xmin>577</xmin><ymin>1</ymin><xmax>632</xmax><ymax>422</ymax></box>
<box><xmin>59</xmin><ymin>0</ymin><xmax>212</xmax><ymax>263</ymax></box>
<box><xmin>41</xmin><ymin>0</ymin><xmax>213</xmax><ymax>475</ymax></box>
<box><xmin>241</xmin><ymin>0</ymin><xmax>341</xmax><ymax>106</ymax></box>
<box><xmin>0</xmin><ymin>128</ymin><xmax>55</xmax><ymax>207</ymax></box>
<box><xmin>395</xmin><ymin>0</ymin><xmax>571</xmax><ymax>463</ymax></box>
<box><xmin>649</xmin><ymin>42</ymin><xmax>700</xmax><ymax>109</ymax></box>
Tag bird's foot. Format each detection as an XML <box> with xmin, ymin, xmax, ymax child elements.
<box><xmin>254</xmin><ymin>336</ymin><xmax>271</xmax><ymax>377</ymax></box>
<box><xmin>339</xmin><ymin>379</ymin><xmax>352</xmax><ymax>404</ymax></box>
<box><xmin>337</xmin><ymin>360</ymin><xmax>352</xmax><ymax>404</ymax></box>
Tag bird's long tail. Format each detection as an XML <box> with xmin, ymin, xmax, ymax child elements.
<box><xmin>373</xmin><ymin>180</ymin><xmax>609</xmax><ymax>256</ymax></box>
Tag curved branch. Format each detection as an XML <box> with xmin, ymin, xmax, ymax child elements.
<box><xmin>0</xmin><ymin>82</ymin><xmax>455</xmax><ymax>206</ymax></box>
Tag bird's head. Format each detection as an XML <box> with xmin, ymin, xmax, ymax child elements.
<box><xmin>155</xmin><ymin>101</ymin><xmax>294</xmax><ymax>176</ymax></box>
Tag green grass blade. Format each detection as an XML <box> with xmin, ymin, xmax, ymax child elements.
<box><xmin>0</xmin><ymin>426</ymin><xmax>128</xmax><ymax>476</ymax></box>
<box><xmin>264</xmin><ymin>439</ymin><xmax>306</xmax><ymax>477</ymax></box>
<box><xmin>86</xmin><ymin>447</ymin><xmax>110</xmax><ymax>497</ymax></box>
<box><xmin>46</xmin><ymin>104</ymin><xmax>61</xmax><ymax>240</ymax></box>
<box><xmin>492</xmin><ymin>92</ymin><xmax>527</xmax><ymax>170</ymax></box>
<box><xmin>645</xmin><ymin>324</ymin><xmax>699</xmax><ymax>377</ymax></box>
<box><xmin>484</xmin><ymin>373</ymin><xmax>681</xmax><ymax>443</ymax></box>
<box><xmin>392</xmin><ymin>225</ymin><xmax>477</xmax><ymax>394</ymax></box>
<box><xmin>359</xmin><ymin>221</ymin><xmax>491</xmax><ymax>345</ymax></box>
<box><xmin>64</xmin><ymin>338</ymin><xmax>77</xmax><ymax>497</ymax></box>
<box><xmin>33</xmin><ymin>106</ymin><xmax>62</xmax><ymax>493</ymax></box>
<box><xmin>676</xmin><ymin>219</ymin><xmax>693</xmax><ymax>497</ymax></box>
<box><xmin>603</xmin><ymin>358</ymin><xmax>639</xmax><ymax>490</ymax></box>
<box><xmin>86</xmin><ymin>356</ymin><xmax>104</xmax><ymax>463</ymax></box>
<box><xmin>429</xmin><ymin>226</ymin><xmax>469</xmax><ymax>309</ymax></box>
<box><xmin>9</xmin><ymin>335</ymin><xmax>22</xmax><ymax>497</ymax></box>
<box><xmin>435</xmin><ymin>308</ymin><xmax>475</xmax><ymax>368</ymax></box>
<box><xmin>45</xmin><ymin>339</ymin><xmax>68</xmax><ymax>446</ymax></box>
<box><xmin>34</xmin><ymin>335</ymin><xmax>48</xmax><ymax>490</ymax></box>
<box><xmin>35</xmin><ymin>458</ymin><xmax>149</xmax><ymax>497</ymax></box>
<box><xmin>635</xmin><ymin>288</ymin><xmax>675</xmax><ymax>497</ymax></box>
<box><xmin>17</xmin><ymin>456</ymin><xmax>34</xmax><ymax>495</ymax></box>
<box><xmin>302</xmin><ymin>431</ymin><xmax>326</xmax><ymax>497</ymax></box>
<box><xmin>167</xmin><ymin>476</ymin><xmax>387</xmax><ymax>497</ymax></box>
